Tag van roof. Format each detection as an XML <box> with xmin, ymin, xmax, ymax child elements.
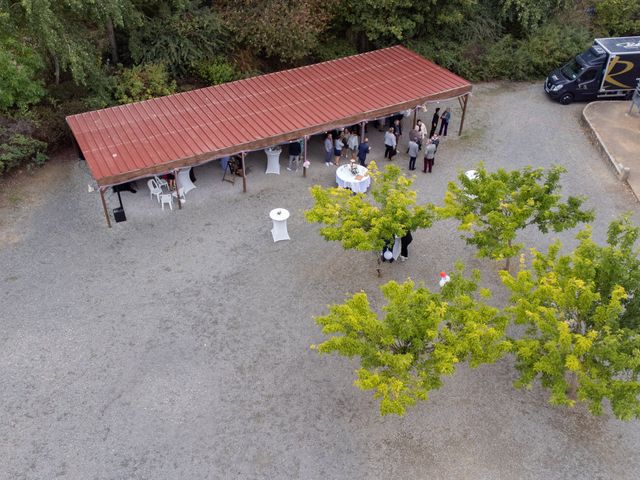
<box><xmin>595</xmin><ymin>37</ymin><xmax>640</xmax><ymax>55</ymax></box>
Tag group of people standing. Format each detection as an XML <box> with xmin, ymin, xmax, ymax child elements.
<box><xmin>430</xmin><ymin>107</ymin><xmax>451</xmax><ymax>137</ymax></box>
<box><xmin>323</xmin><ymin>128</ymin><xmax>372</xmax><ymax>168</ymax></box>
<box><xmin>384</xmin><ymin>107</ymin><xmax>450</xmax><ymax>173</ymax></box>
<box><xmin>291</xmin><ymin>105</ymin><xmax>452</xmax><ymax>178</ymax></box>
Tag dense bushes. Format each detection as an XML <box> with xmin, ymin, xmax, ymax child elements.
<box><xmin>594</xmin><ymin>0</ymin><xmax>640</xmax><ymax>36</ymax></box>
<box><xmin>483</xmin><ymin>23</ymin><xmax>592</xmax><ymax>80</ymax></box>
<box><xmin>196</xmin><ymin>58</ymin><xmax>240</xmax><ymax>85</ymax></box>
<box><xmin>412</xmin><ymin>21</ymin><xmax>591</xmax><ymax>82</ymax></box>
<box><xmin>114</xmin><ymin>64</ymin><xmax>177</xmax><ymax>104</ymax></box>
<box><xmin>0</xmin><ymin>120</ymin><xmax>47</xmax><ymax>174</ymax></box>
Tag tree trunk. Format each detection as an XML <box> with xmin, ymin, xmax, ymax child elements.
<box><xmin>106</xmin><ymin>17</ymin><xmax>118</xmax><ymax>64</ymax></box>
<box><xmin>567</xmin><ymin>371</ymin><xmax>578</xmax><ymax>402</ymax></box>
<box><xmin>504</xmin><ymin>239</ymin><xmax>513</xmax><ymax>272</ymax></box>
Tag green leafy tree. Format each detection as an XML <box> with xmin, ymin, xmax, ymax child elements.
<box><xmin>593</xmin><ymin>0</ymin><xmax>640</xmax><ymax>37</ymax></box>
<box><xmin>437</xmin><ymin>164</ymin><xmax>594</xmax><ymax>270</ymax></box>
<box><xmin>342</xmin><ymin>0</ymin><xmax>474</xmax><ymax>48</ymax></box>
<box><xmin>217</xmin><ymin>0</ymin><xmax>337</xmax><ymax>64</ymax></box>
<box><xmin>114</xmin><ymin>63</ymin><xmax>176</xmax><ymax>104</ymax></box>
<box><xmin>1</xmin><ymin>0</ymin><xmax>134</xmax><ymax>85</ymax></box>
<box><xmin>0</xmin><ymin>36</ymin><xmax>45</xmax><ymax>112</ymax></box>
<box><xmin>305</xmin><ymin>162</ymin><xmax>433</xmax><ymax>270</ymax></box>
<box><xmin>501</xmin><ymin>216</ymin><xmax>640</xmax><ymax>420</ymax></box>
<box><xmin>499</xmin><ymin>0</ymin><xmax>571</xmax><ymax>35</ymax></box>
<box><xmin>129</xmin><ymin>1</ymin><xmax>229</xmax><ymax>76</ymax></box>
<box><xmin>313</xmin><ymin>268</ymin><xmax>510</xmax><ymax>415</ymax></box>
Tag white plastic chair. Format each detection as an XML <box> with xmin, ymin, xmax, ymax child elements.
<box><xmin>147</xmin><ymin>179</ymin><xmax>162</xmax><ymax>202</ymax></box>
<box><xmin>154</xmin><ymin>175</ymin><xmax>169</xmax><ymax>190</ymax></box>
<box><xmin>160</xmin><ymin>193</ymin><xmax>173</xmax><ymax>211</ymax></box>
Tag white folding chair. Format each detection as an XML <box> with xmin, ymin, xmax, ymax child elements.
<box><xmin>160</xmin><ymin>193</ymin><xmax>173</xmax><ymax>211</ymax></box>
<box><xmin>147</xmin><ymin>179</ymin><xmax>162</xmax><ymax>202</ymax></box>
<box><xmin>154</xmin><ymin>175</ymin><xmax>169</xmax><ymax>190</ymax></box>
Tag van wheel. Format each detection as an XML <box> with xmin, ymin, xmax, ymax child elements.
<box><xmin>559</xmin><ymin>93</ymin><xmax>574</xmax><ymax>105</ymax></box>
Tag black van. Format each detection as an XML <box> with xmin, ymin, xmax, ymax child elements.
<box><xmin>545</xmin><ymin>36</ymin><xmax>640</xmax><ymax>105</ymax></box>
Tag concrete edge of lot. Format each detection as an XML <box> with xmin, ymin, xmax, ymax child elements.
<box><xmin>582</xmin><ymin>100</ymin><xmax>640</xmax><ymax>201</ymax></box>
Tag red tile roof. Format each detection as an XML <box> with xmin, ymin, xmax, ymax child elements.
<box><xmin>67</xmin><ymin>46</ymin><xmax>472</xmax><ymax>186</ymax></box>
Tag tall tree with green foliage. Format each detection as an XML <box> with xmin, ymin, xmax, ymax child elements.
<box><xmin>499</xmin><ymin>0</ymin><xmax>571</xmax><ymax>34</ymax></box>
<box><xmin>217</xmin><ymin>0</ymin><xmax>336</xmax><ymax>64</ymax></box>
<box><xmin>438</xmin><ymin>164</ymin><xmax>594</xmax><ymax>270</ymax></box>
<box><xmin>593</xmin><ymin>0</ymin><xmax>640</xmax><ymax>36</ymax></box>
<box><xmin>1</xmin><ymin>0</ymin><xmax>134</xmax><ymax>85</ymax></box>
<box><xmin>342</xmin><ymin>0</ymin><xmax>474</xmax><ymax>48</ymax></box>
<box><xmin>313</xmin><ymin>267</ymin><xmax>510</xmax><ymax>415</ymax></box>
<box><xmin>305</xmin><ymin>162</ymin><xmax>433</xmax><ymax>270</ymax></box>
<box><xmin>0</xmin><ymin>36</ymin><xmax>45</xmax><ymax>112</ymax></box>
<box><xmin>501</xmin><ymin>216</ymin><xmax>640</xmax><ymax>420</ymax></box>
<box><xmin>129</xmin><ymin>1</ymin><xmax>229</xmax><ymax>76</ymax></box>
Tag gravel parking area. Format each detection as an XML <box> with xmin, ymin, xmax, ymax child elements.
<box><xmin>1</xmin><ymin>82</ymin><xmax>639</xmax><ymax>480</ymax></box>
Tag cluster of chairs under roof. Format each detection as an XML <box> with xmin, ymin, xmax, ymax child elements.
<box><xmin>146</xmin><ymin>167</ymin><xmax>197</xmax><ymax>211</ymax></box>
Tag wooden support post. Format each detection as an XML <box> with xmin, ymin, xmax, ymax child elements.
<box><xmin>458</xmin><ymin>94</ymin><xmax>469</xmax><ymax>137</ymax></box>
<box><xmin>174</xmin><ymin>169</ymin><xmax>182</xmax><ymax>209</ymax></box>
<box><xmin>241</xmin><ymin>152</ymin><xmax>247</xmax><ymax>192</ymax></box>
<box><xmin>360</xmin><ymin>121</ymin><xmax>366</xmax><ymax>142</ymax></box>
<box><xmin>302</xmin><ymin>136</ymin><xmax>308</xmax><ymax>177</ymax></box>
<box><xmin>412</xmin><ymin>107</ymin><xmax>418</xmax><ymax>128</ymax></box>
<box><xmin>99</xmin><ymin>187</ymin><xmax>112</xmax><ymax>228</ymax></box>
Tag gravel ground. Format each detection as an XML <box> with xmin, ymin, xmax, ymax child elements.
<box><xmin>1</xmin><ymin>82</ymin><xmax>639</xmax><ymax>480</ymax></box>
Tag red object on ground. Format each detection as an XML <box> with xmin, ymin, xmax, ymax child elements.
<box><xmin>67</xmin><ymin>46</ymin><xmax>472</xmax><ymax>186</ymax></box>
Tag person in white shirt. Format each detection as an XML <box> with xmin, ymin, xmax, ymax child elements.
<box><xmin>416</xmin><ymin>119</ymin><xmax>428</xmax><ymax>148</ymax></box>
<box><xmin>324</xmin><ymin>133</ymin><xmax>333</xmax><ymax>166</ymax></box>
<box><xmin>347</xmin><ymin>130</ymin><xmax>359</xmax><ymax>159</ymax></box>
<box><xmin>384</xmin><ymin>128</ymin><xmax>396</xmax><ymax>160</ymax></box>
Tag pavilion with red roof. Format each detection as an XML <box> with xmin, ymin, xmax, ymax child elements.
<box><xmin>67</xmin><ymin>46</ymin><xmax>472</xmax><ymax>226</ymax></box>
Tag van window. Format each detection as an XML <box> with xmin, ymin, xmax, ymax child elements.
<box><xmin>561</xmin><ymin>59</ymin><xmax>583</xmax><ymax>80</ymax></box>
<box><xmin>580</xmin><ymin>69</ymin><xmax>597</xmax><ymax>82</ymax></box>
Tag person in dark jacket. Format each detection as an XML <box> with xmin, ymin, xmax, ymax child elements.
<box><xmin>429</xmin><ymin>107</ymin><xmax>440</xmax><ymax>138</ymax></box>
<box><xmin>357</xmin><ymin>138</ymin><xmax>371</xmax><ymax>166</ymax></box>
<box><xmin>439</xmin><ymin>108</ymin><xmax>451</xmax><ymax>136</ymax></box>
<box><xmin>287</xmin><ymin>140</ymin><xmax>302</xmax><ymax>171</ymax></box>
<box><xmin>393</xmin><ymin>118</ymin><xmax>402</xmax><ymax>145</ymax></box>
<box><xmin>399</xmin><ymin>231</ymin><xmax>413</xmax><ymax>261</ymax></box>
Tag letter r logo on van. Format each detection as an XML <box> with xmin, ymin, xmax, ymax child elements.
<box><xmin>604</xmin><ymin>56</ymin><xmax>634</xmax><ymax>89</ymax></box>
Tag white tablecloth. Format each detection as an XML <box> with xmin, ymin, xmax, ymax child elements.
<box><xmin>177</xmin><ymin>167</ymin><xmax>196</xmax><ymax>196</ymax></box>
<box><xmin>265</xmin><ymin>147</ymin><xmax>282</xmax><ymax>175</ymax></box>
<box><xmin>269</xmin><ymin>208</ymin><xmax>290</xmax><ymax>242</ymax></box>
<box><xmin>336</xmin><ymin>164</ymin><xmax>370</xmax><ymax>193</ymax></box>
